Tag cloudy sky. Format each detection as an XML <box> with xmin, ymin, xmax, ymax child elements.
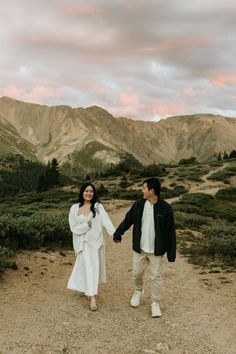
<box><xmin>1</xmin><ymin>0</ymin><xmax>236</xmax><ymax>121</ymax></box>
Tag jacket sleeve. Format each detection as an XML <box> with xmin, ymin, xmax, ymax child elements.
<box><xmin>68</xmin><ymin>205</ymin><xmax>90</xmax><ymax>236</ymax></box>
<box><xmin>113</xmin><ymin>202</ymin><xmax>136</xmax><ymax>241</ymax></box>
<box><xmin>166</xmin><ymin>205</ymin><xmax>176</xmax><ymax>262</ymax></box>
<box><xmin>99</xmin><ymin>204</ymin><xmax>116</xmax><ymax>236</ymax></box>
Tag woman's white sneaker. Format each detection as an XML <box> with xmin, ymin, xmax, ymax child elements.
<box><xmin>130</xmin><ymin>289</ymin><xmax>144</xmax><ymax>307</ymax></box>
<box><xmin>151</xmin><ymin>302</ymin><xmax>162</xmax><ymax>317</ymax></box>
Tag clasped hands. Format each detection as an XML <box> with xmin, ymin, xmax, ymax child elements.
<box><xmin>113</xmin><ymin>235</ymin><xmax>122</xmax><ymax>243</ymax></box>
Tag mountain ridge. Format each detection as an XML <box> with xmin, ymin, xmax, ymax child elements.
<box><xmin>0</xmin><ymin>96</ymin><xmax>236</xmax><ymax>167</ymax></box>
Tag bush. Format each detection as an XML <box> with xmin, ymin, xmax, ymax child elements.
<box><xmin>207</xmin><ymin>169</ymin><xmax>235</xmax><ymax>181</ymax></box>
<box><xmin>215</xmin><ymin>187</ymin><xmax>236</xmax><ymax>201</ymax></box>
<box><xmin>0</xmin><ymin>246</ymin><xmax>16</xmax><ymax>269</ymax></box>
<box><xmin>179</xmin><ymin>193</ymin><xmax>213</xmax><ymax>208</ymax></box>
<box><xmin>161</xmin><ymin>185</ymin><xmax>187</xmax><ymax>199</ymax></box>
<box><xmin>175</xmin><ymin>211</ymin><xmax>211</xmax><ymax>230</ymax></box>
<box><xmin>197</xmin><ymin>225</ymin><xmax>236</xmax><ymax>259</ymax></box>
<box><xmin>0</xmin><ymin>212</ymin><xmax>72</xmax><ymax>250</ymax></box>
<box><xmin>173</xmin><ymin>203</ymin><xmax>200</xmax><ymax>214</ymax></box>
<box><xmin>205</xmin><ymin>199</ymin><xmax>236</xmax><ymax>222</ymax></box>
<box><xmin>179</xmin><ymin>157</ymin><xmax>197</xmax><ymax>165</ymax></box>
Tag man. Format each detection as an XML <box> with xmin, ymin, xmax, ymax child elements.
<box><xmin>113</xmin><ymin>177</ymin><xmax>176</xmax><ymax>318</ymax></box>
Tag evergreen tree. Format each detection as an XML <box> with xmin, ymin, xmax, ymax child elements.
<box><xmin>217</xmin><ymin>152</ymin><xmax>222</xmax><ymax>161</ymax></box>
<box><xmin>223</xmin><ymin>151</ymin><xmax>229</xmax><ymax>160</ymax></box>
<box><xmin>37</xmin><ymin>158</ymin><xmax>60</xmax><ymax>192</ymax></box>
<box><xmin>229</xmin><ymin>150</ymin><xmax>236</xmax><ymax>159</ymax></box>
<box><xmin>50</xmin><ymin>158</ymin><xmax>60</xmax><ymax>186</ymax></box>
<box><xmin>37</xmin><ymin>174</ymin><xmax>47</xmax><ymax>192</ymax></box>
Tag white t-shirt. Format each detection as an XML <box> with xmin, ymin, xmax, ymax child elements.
<box><xmin>140</xmin><ymin>200</ymin><xmax>155</xmax><ymax>253</ymax></box>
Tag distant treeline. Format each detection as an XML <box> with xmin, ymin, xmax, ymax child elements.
<box><xmin>0</xmin><ymin>154</ymin><xmax>73</xmax><ymax>198</ymax></box>
<box><xmin>0</xmin><ymin>154</ymin><xmax>45</xmax><ymax>197</ymax></box>
<box><xmin>0</xmin><ymin>152</ymin><xmax>168</xmax><ymax>198</ymax></box>
<box><xmin>217</xmin><ymin>149</ymin><xmax>236</xmax><ymax>161</ymax></box>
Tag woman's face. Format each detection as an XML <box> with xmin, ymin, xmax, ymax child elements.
<box><xmin>83</xmin><ymin>185</ymin><xmax>94</xmax><ymax>202</ymax></box>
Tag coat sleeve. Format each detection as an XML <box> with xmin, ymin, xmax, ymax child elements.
<box><xmin>113</xmin><ymin>202</ymin><xmax>136</xmax><ymax>241</ymax></box>
<box><xmin>68</xmin><ymin>205</ymin><xmax>90</xmax><ymax>236</ymax></box>
<box><xmin>98</xmin><ymin>204</ymin><xmax>116</xmax><ymax>236</ymax></box>
<box><xmin>166</xmin><ymin>205</ymin><xmax>176</xmax><ymax>262</ymax></box>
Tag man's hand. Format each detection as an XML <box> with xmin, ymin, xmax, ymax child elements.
<box><xmin>113</xmin><ymin>234</ymin><xmax>122</xmax><ymax>243</ymax></box>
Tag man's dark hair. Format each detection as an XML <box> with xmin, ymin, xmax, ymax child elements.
<box><xmin>143</xmin><ymin>178</ymin><xmax>161</xmax><ymax>196</ymax></box>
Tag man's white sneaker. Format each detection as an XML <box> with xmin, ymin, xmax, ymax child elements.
<box><xmin>151</xmin><ymin>302</ymin><xmax>162</xmax><ymax>317</ymax></box>
<box><xmin>130</xmin><ymin>289</ymin><xmax>144</xmax><ymax>307</ymax></box>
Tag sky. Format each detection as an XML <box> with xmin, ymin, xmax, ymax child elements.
<box><xmin>0</xmin><ymin>0</ymin><xmax>236</xmax><ymax>121</ymax></box>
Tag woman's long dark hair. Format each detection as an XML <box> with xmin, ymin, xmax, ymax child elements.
<box><xmin>78</xmin><ymin>183</ymin><xmax>99</xmax><ymax>217</ymax></box>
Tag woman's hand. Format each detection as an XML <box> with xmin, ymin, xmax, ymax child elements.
<box><xmin>87</xmin><ymin>220</ymin><xmax>92</xmax><ymax>228</ymax></box>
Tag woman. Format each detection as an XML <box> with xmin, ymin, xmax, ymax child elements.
<box><xmin>67</xmin><ymin>183</ymin><xmax>115</xmax><ymax>311</ymax></box>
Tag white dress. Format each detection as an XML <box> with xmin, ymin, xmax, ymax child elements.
<box><xmin>67</xmin><ymin>202</ymin><xmax>115</xmax><ymax>296</ymax></box>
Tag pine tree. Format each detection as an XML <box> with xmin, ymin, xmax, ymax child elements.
<box><xmin>229</xmin><ymin>150</ymin><xmax>236</xmax><ymax>159</ymax></box>
<box><xmin>217</xmin><ymin>152</ymin><xmax>222</xmax><ymax>161</ymax></box>
<box><xmin>223</xmin><ymin>151</ymin><xmax>229</xmax><ymax>160</ymax></box>
<box><xmin>37</xmin><ymin>158</ymin><xmax>60</xmax><ymax>192</ymax></box>
<box><xmin>50</xmin><ymin>158</ymin><xmax>60</xmax><ymax>186</ymax></box>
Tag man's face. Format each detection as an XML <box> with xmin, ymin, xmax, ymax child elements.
<box><xmin>142</xmin><ymin>182</ymin><xmax>153</xmax><ymax>199</ymax></box>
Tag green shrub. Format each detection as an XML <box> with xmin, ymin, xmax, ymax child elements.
<box><xmin>161</xmin><ymin>185</ymin><xmax>187</xmax><ymax>199</ymax></box>
<box><xmin>175</xmin><ymin>211</ymin><xmax>211</xmax><ymax>230</ymax></box>
<box><xmin>173</xmin><ymin>203</ymin><xmax>200</xmax><ymax>214</ymax></box>
<box><xmin>207</xmin><ymin>169</ymin><xmax>235</xmax><ymax>181</ymax></box>
<box><xmin>179</xmin><ymin>193</ymin><xmax>213</xmax><ymax>208</ymax></box>
<box><xmin>0</xmin><ymin>246</ymin><xmax>16</xmax><ymax>269</ymax></box>
<box><xmin>0</xmin><ymin>212</ymin><xmax>72</xmax><ymax>250</ymax></box>
<box><xmin>215</xmin><ymin>187</ymin><xmax>236</xmax><ymax>201</ymax></box>
<box><xmin>0</xmin><ymin>216</ymin><xmax>42</xmax><ymax>249</ymax></box>
<box><xmin>179</xmin><ymin>157</ymin><xmax>197</xmax><ymax>165</ymax></box>
<box><xmin>205</xmin><ymin>199</ymin><xmax>236</xmax><ymax>222</ymax></box>
<box><xmin>197</xmin><ymin>225</ymin><xmax>236</xmax><ymax>259</ymax></box>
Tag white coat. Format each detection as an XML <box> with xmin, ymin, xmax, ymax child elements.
<box><xmin>69</xmin><ymin>202</ymin><xmax>115</xmax><ymax>253</ymax></box>
<box><xmin>67</xmin><ymin>202</ymin><xmax>115</xmax><ymax>296</ymax></box>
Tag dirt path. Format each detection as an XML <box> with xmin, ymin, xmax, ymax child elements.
<box><xmin>166</xmin><ymin>163</ymin><xmax>232</xmax><ymax>204</ymax></box>
<box><xmin>188</xmin><ymin>163</ymin><xmax>230</xmax><ymax>195</ymax></box>
<box><xmin>0</xmin><ymin>205</ymin><xmax>235</xmax><ymax>354</ymax></box>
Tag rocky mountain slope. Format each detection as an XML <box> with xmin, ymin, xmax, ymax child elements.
<box><xmin>0</xmin><ymin>96</ymin><xmax>236</xmax><ymax>166</ymax></box>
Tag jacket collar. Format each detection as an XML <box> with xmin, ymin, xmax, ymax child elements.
<box><xmin>137</xmin><ymin>197</ymin><xmax>162</xmax><ymax>207</ymax></box>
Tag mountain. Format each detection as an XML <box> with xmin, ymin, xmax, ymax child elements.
<box><xmin>0</xmin><ymin>96</ymin><xmax>236</xmax><ymax>168</ymax></box>
<box><xmin>0</xmin><ymin>110</ymin><xmax>36</xmax><ymax>160</ymax></box>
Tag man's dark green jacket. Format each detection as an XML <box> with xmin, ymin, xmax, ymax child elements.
<box><xmin>113</xmin><ymin>198</ymin><xmax>176</xmax><ymax>262</ymax></box>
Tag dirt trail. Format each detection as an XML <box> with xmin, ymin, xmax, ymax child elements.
<box><xmin>188</xmin><ymin>163</ymin><xmax>230</xmax><ymax>195</ymax></box>
<box><xmin>0</xmin><ymin>205</ymin><xmax>235</xmax><ymax>354</ymax></box>
<box><xmin>166</xmin><ymin>163</ymin><xmax>231</xmax><ymax>204</ymax></box>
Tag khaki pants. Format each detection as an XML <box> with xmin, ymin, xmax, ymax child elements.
<box><xmin>132</xmin><ymin>251</ymin><xmax>163</xmax><ymax>303</ymax></box>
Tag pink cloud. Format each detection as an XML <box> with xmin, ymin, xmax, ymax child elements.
<box><xmin>183</xmin><ymin>87</ymin><xmax>195</xmax><ymax>97</ymax></box>
<box><xmin>88</xmin><ymin>83</ymin><xmax>109</xmax><ymax>95</ymax></box>
<box><xmin>120</xmin><ymin>92</ymin><xmax>144</xmax><ymax>110</ymax></box>
<box><xmin>25</xmin><ymin>86</ymin><xmax>65</xmax><ymax>103</ymax></box>
<box><xmin>159</xmin><ymin>36</ymin><xmax>210</xmax><ymax>53</ymax></box>
<box><xmin>0</xmin><ymin>86</ymin><xmax>65</xmax><ymax>105</ymax></box>
<box><xmin>152</xmin><ymin>101</ymin><xmax>188</xmax><ymax>117</ymax></box>
<box><xmin>0</xmin><ymin>86</ymin><xmax>23</xmax><ymax>99</ymax></box>
<box><xmin>62</xmin><ymin>4</ymin><xmax>103</xmax><ymax>20</ymax></box>
<box><xmin>212</xmin><ymin>75</ymin><xmax>236</xmax><ymax>87</ymax></box>
<box><xmin>106</xmin><ymin>92</ymin><xmax>146</xmax><ymax>118</ymax></box>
